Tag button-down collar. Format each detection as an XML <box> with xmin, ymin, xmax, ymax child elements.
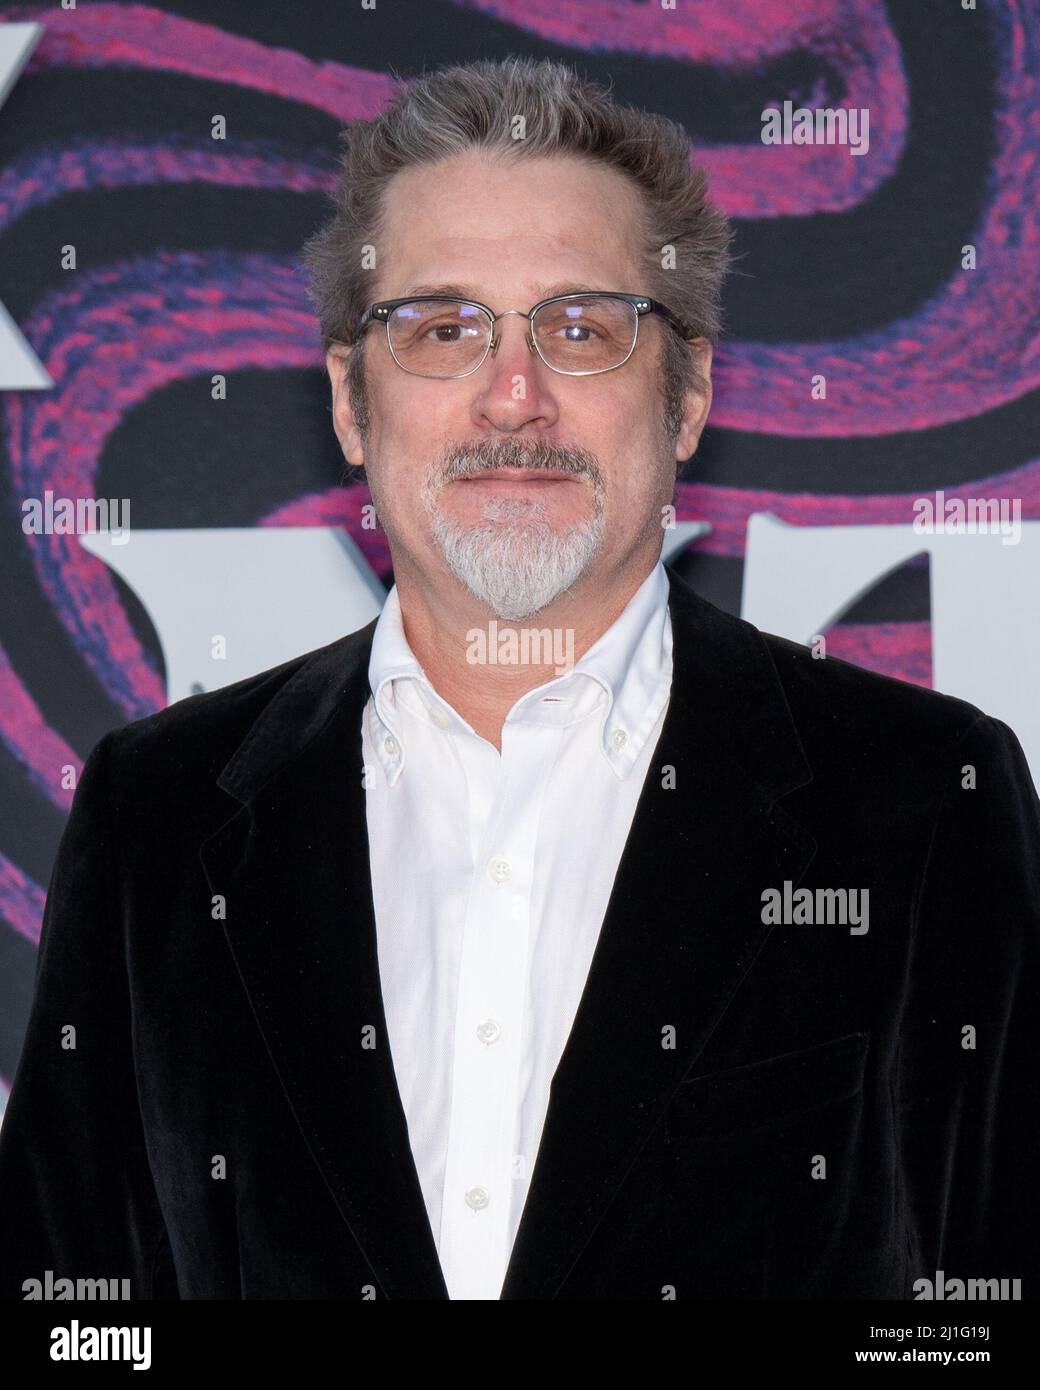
<box><xmin>366</xmin><ymin>560</ymin><xmax>673</xmax><ymax>785</ymax></box>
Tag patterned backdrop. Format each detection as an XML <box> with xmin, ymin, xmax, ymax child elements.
<box><xmin>1</xmin><ymin>0</ymin><xmax>1038</xmax><ymax>1108</ymax></box>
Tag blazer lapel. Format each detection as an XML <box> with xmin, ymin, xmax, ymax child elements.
<box><xmin>198</xmin><ymin>622</ymin><xmax>450</xmax><ymax>1300</ymax></box>
<box><xmin>499</xmin><ymin>567</ymin><xmax>817</xmax><ymax>1298</ymax></box>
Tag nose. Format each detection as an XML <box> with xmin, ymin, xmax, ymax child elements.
<box><xmin>470</xmin><ymin>308</ymin><xmax>560</xmax><ymax>433</ymax></box>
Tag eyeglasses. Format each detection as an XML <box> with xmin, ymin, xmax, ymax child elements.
<box><xmin>353</xmin><ymin>292</ymin><xmax>695</xmax><ymax>379</ymax></box>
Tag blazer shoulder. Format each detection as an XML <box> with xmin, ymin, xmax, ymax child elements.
<box><xmin>756</xmin><ymin>625</ymin><xmax>998</xmax><ymax>759</ymax></box>
<box><xmin>667</xmin><ymin>568</ymin><xmax>1013</xmax><ymax>773</ymax></box>
<box><xmin>102</xmin><ymin>623</ymin><xmax>374</xmax><ymax>791</ymax></box>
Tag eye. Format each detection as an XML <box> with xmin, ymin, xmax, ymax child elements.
<box><xmin>558</xmin><ymin>320</ymin><xmax>600</xmax><ymax>342</ymax></box>
<box><xmin>424</xmin><ymin>320</ymin><xmax>483</xmax><ymax>341</ymax></box>
<box><xmin>540</xmin><ymin>313</ymin><xmax>605</xmax><ymax>342</ymax></box>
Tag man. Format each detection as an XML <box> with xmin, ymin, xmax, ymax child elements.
<box><xmin>1</xmin><ymin>56</ymin><xmax>1038</xmax><ymax>1302</ymax></box>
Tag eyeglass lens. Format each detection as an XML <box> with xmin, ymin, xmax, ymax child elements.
<box><xmin>387</xmin><ymin>298</ymin><xmax>638</xmax><ymax>376</ymax></box>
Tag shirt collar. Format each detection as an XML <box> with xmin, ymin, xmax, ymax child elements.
<box><xmin>366</xmin><ymin>560</ymin><xmax>673</xmax><ymax>785</ymax></box>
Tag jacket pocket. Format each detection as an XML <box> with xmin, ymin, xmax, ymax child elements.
<box><xmin>664</xmin><ymin>1031</ymin><xmax>870</xmax><ymax>1143</ymax></box>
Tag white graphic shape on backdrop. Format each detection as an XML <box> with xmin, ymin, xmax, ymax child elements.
<box><xmin>661</xmin><ymin>521</ymin><xmax>709</xmax><ymax>561</ymax></box>
<box><xmin>0</xmin><ymin>24</ymin><xmax>52</xmax><ymax>390</ymax></box>
<box><xmin>79</xmin><ymin>527</ymin><xmax>386</xmax><ymax>703</ymax></box>
<box><xmin>743</xmin><ymin>513</ymin><xmax>1040</xmax><ymax>781</ymax></box>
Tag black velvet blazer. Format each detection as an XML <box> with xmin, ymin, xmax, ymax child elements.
<box><xmin>1</xmin><ymin>564</ymin><xmax>1038</xmax><ymax>1300</ymax></box>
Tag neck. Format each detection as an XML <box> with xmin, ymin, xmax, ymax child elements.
<box><xmin>391</xmin><ymin>554</ymin><xmax>660</xmax><ymax>752</ymax></box>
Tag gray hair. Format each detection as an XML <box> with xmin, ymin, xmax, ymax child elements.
<box><xmin>300</xmin><ymin>56</ymin><xmax>733</xmax><ymax>448</ymax></box>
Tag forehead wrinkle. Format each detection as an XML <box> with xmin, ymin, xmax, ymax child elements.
<box><xmin>398</xmin><ymin>280</ymin><xmax>619</xmax><ymax>302</ymax></box>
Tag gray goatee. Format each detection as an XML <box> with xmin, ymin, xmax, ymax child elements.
<box><xmin>421</xmin><ymin>439</ymin><xmax>606</xmax><ymax>621</ymax></box>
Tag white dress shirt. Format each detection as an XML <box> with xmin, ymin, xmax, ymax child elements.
<box><xmin>360</xmin><ymin>559</ymin><xmax>673</xmax><ymax>1299</ymax></box>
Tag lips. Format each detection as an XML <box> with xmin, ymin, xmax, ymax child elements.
<box><xmin>461</xmin><ymin>468</ymin><xmax>575</xmax><ymax>482</ymax></box>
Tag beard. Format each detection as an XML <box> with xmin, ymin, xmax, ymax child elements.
<box><xmin>420</xmin><ymin>438</ymin><xmax>606</xmax><ymax>621</ymax></box>
<box><xmin>428</xmin><ymin>499</ymin><xmax>604</xmax><ymax>622</ymax></box>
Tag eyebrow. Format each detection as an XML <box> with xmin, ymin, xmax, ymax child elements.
<box><xmin>400</xmin><ymin>281</ymin><xmax>610</xmax><ymax>302</ymax></box>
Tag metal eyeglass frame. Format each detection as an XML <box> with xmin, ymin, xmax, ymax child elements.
<box><xmin>353</xmin><ymin>291</ymin><xmax>696</xmax><ymax>378</ymax></box>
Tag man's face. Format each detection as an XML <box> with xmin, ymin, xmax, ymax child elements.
<box><xmin>327</xmin><ymin>149</ymin><xmax>712</xmax><ymax>621</ymax></box>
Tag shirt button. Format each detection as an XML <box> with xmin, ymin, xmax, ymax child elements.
<box><xmin>428</xmin><ymin>705</ymin><xmax>450</xmax><ymax>729</ymax></box>
<box><xmin>476</xmin><ymin>1019</ymin><xmax>501</xmax><ymax>1045</ymax></box>
<box><xmin>488</xmin><ymin>856</ymin><xmax>511</xmax><ymax>884</ymax></box>
<box><xmin>383</xmin><ymin>735</ymin><xmax>399</xmax><ymax>757</ymax></box>
<box><xmin>611</xmin><ymin>728</ymin><xmax>628</xmax><ymax>750</ymax></box>
<box><xmin>465</xmin><ymin>1186</ymin><xmax>490</xmax><ymax>1211</ymax></box>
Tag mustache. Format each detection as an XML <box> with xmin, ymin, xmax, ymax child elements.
<box><xmin>436</xmin><ymin>438</ymin><xmax>601</xmax><ymax>485</ymax></box>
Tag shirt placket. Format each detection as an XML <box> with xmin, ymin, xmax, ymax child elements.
<box><xmin>437</xmin><ymin>718</ymin><xmax>554</xmax><ymax>1299</ymax></box>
